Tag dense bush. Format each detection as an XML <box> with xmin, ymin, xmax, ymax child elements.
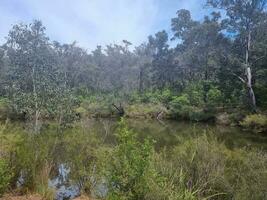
<box><xmin>125</xmin><ymin>103</ymin><xmax>169</xmax><ymax>119</ymax></box>
<box><xmin>149</xmin><ymin>134</ymin><xmax>267</xmax><ymax>200</ymax></box>
<box><xmin>0</xmin><ymin>158</ymin><xmax>13</xmax><ymax>196</ymax></box>
<box><xmin>170</xmin><ymin>94</ymin><xmax>190</xmax><ymax>109</ymax></box>
<box><xmin>0</xmin><ymin>98</ymin><xmax>10</xmax><ymax>120</ymax></box>
<box><xmin>240</xmin><ymin>114</ymin><xmax>267</xmax><ymax>133</ymax></box>
<box><xmin>207</xmin><ymin>86</ymin><xmax>223</xmax><ymax>106</ymax></box>
<box><xmin>106</xmin><ymin>118</ymin><xmax>154</xmax><ymax>200</ymax></box>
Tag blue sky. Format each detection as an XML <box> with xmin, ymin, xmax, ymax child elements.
<box><xmin>0</xmin><ymin>0</ymin><xmax>207</xmax><ymax>50</ymax></box>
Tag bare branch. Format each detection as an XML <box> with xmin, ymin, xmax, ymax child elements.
<box><xmin>232</xmin><ymin>72</ymin><xmax>246</xmax><ymax>83</ymax></box>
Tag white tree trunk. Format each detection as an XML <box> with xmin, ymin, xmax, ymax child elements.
<box><xmin>246</xmin><ymin>67</ymin><xmax>256</xmax><ymax>109</ymax></box>
<box><xmin>245</xmin><ymin>30</ymin><xmax>256</xmax><ymax>111</ymax></box>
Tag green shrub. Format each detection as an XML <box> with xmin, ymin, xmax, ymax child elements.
<box><xmin>171</xmin><ymin>135</ymin><xmax>229</xmax><ymax>199</ymax></box>
<box><xmin>207</xmin><ymin>87</ymin><xmax>223</xmax><ymax>106</ymax></box>
<box><xmin>0</xmin><ymin>98</ymin><xmax>10</xmax><ymax>120</ymax></box>
<box><xmin>106</xmin><ymin>118</ymin><xmax>154</xmax><ymax>200</ymax></box>
<box><xmin>184</xmin><ymin>82</ymin><xmax>204</xmax><ymax>106</ymax></box>
<box><xmin>255</xmin><ymin>83</ymin><xmax>267</xmax><ymax>109</ymax></box>
<box><xmin>150</xmin><ymin>134</ymin><xmax>267</xmax><ymax>200</ymax></box>
<box><xmin>240</xmin><ymin>114</ymin><xmax>267</xmax><ymax>133</ymax></box>
<box><xmin>0</xmin><ymin>158</ymin><xmax>13</xmax><ymax>196</ymax></box>
<box><xmin>225</xmin><ymin>149</ymin><xmax>267</xmax><ymax>200</ymax></box>
<box><xmin>125</xmin><ymin>103</ymin><xmax>169</xmax><ymax>119</ymax></box>
<box><xmin>158</xmin><ymin>89</ymin><xmax>172</xmax><ymax>105</ymax></box>
<box><xmin>170</xmin><ymin>94</ymin><xmax>190</xmax><ymax>110</ymax></box>
<box><xmin>170</xmin><ymin>95</ymin><xmax>214</xmax><ymax>121</ymax></box>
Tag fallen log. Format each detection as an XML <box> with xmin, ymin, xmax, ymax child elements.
<box><xmin>112</xmin><ymin>103</ymin><xmax>125</xmax><ymax>116</ymax></box>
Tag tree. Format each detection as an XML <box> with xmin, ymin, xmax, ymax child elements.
<box><xmin>5</xmin><ymin>21</ymin><xmax>59</xmax><ymax>130</ymax></box>
<box><xmin>0</xmin><ymin>47</ymin><xmax>8</xmax><ymax>96</ymax></box>
<box><xmin>171</xmin><ymin>10</ymin><xmax>229</xmax><ymax>103</ymax></box>
<box><xmin>149</xmin><ymin>31</ymin><xmax>176</xmax><ymax>89</ymax></box>
<box><xmin>207</xmin><ymin>0</ymin><xmax>267</xmax><ymax>110</ymax></box>
<box><xmin>134</xmin><ymin>42</ymin><xmax>154</xmax><ymax>93</ymax></box>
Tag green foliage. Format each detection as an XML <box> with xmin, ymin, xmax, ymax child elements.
<box><xmin>150</xmin><ymin>134</ymin><xmax>267</xmax><ymax>200</ymax></box>
<box><xmin>63</xmin><ymin>126</ymin><xmax>104</xmax><ymax>195</ymax></box>
<box><xmin>184</xmin><ymin>83</ymin><xmax>204</xmax><ymax>106</ymax></box>
<box><xmin>106</xmin><ymin>118</ymin><xmax>154</xmax><ymax>200</ymax></box>
<box><xmin>125</xmin><ymin>103</ymin><xmax>169</xmax><ymax>119</ymax></box>
<box><xmin>225</xmin><ymin>149</ymin><xmax>267</xmax><ymax>200</ymax></box>
<box><xmin>35</xmin><ymin>182</ymin><xmax>55</xmax><ymax>200</ymax></box>
<box><xmin>0</xmin><ymin>158</ymin><xmax>13</xmax><ymax>196</ymax></box>
<box><xmin>14</xmin><ymin>132</ymin><xmax>56</xmax><ymax>191</ymax></box>
<box><xmin>207</xmin><ymin>86</ymin><xmax>223</xmax><ymax>106</ymax></box>
<box><xmin>170</xmin><ymin>94</ymin><xmax>190</xmax><ymax>110</ymax></box>
<box><xmin>158</xmin><ymin>89</ymin><xmax>173</xmax><ymax>105</ymax></box>
<box><xmin>1</xmin><ymin>120</ymin><xmax>267</xmax><ymax>199</ymax></box>
<box><xmin>170</xmin><ymin>135</ymin><xmax>228</xmax><ymax>198</ymax></box>
<box><xmin>255</xmin><ymin>83</ymin><xmax>267</xmax><ymax>109</ymax></box>
<box><xmin>0</xmin><ymin>0</ymin><xmax>266</xmax><ymax>122</ymax></box>
<box><xmin>0</xmin><ymin>98</ymin><xmax>9</xmax><ymax>120</ymax></box>
<box><xmin>240</xmin><ymin>114</ymin><xmax>267</xmax><ymax>133</ymax></box>
<box><xmin>170</xmin><ymin>95</ymin><xmax>214</xmax><ymax>122</ymax></box>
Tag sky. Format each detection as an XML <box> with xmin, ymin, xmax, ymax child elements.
<box><xmin>0</xmin><ymin>0</ymin><xmax>207</xmax><ymax>50</ymax></box>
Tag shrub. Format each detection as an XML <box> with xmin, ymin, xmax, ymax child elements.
<box><xmin>106</xmin><ymin>118</ymin><xmax>154</xmax><ymax>200</ymax></box>
<box><xmin>125</xmin><ymin>103</ymin><xmax>169</xmax><ymax>119</ymax></box>
<box><xmin>158</xmin><ymin>89</ymin><xmax>172</xmax><ymax>105</ymax></box>
<box><xmin>225</xmin><ymin>149</ymin><xmax>267</xmax><ymax>200</ymax></box>
<box><xmin>240</xmin><ymin>114</ymin><xmax>267</xmax><ymax>133</ymax></box>
<box><xmin>171</xmin><ymin>135</ymin><xmax>229</xmax><ymax>199</ymax></box>
<box><xmin>0</xmin><ymin>98</ymin><xmax>10</xmax><ymax>120</ymax></box>
<box><xmin>150</xmin><ymin>134</ymin><xmax>267</xmax><ymax>200</ymax></box>
<box><xmin>0</xmin><ymin>158</ymin><xmax>13</xmax><ymax>196</ymax></box>
<box><xmin>170</xmin><ymin>94</ymin><xmax>190</xmax><ymax>110</ymax></box>
<box><xmin>170</xmin><ymin>96</ymin><xmax>214</xmax><ymax>121</ymax></box>
<box><xmin>207</xmin><ymin>87</ymin><xmax>223</xmax><ymax>106</ymax></box>
<box><xmin>184</xmin><ymin>82</ymin><xmax>204</xmax><ymax>106</ymax></box>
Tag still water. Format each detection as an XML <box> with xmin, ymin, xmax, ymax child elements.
<box><xmin>8</xmin><ymin>118</ymin><xmax>267</xmax><ymax>199</ymax></box>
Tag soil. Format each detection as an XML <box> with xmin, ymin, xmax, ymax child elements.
<box><xmin>0</xmin><ymin>194</ymin><xmax>93</xmax><ymax>200</ymax></box>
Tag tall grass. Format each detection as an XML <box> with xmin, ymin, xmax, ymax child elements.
<box><xmin>0</xmin><ymin>120</ymin><xmax>267</xmax><ymax>199</ymax></box>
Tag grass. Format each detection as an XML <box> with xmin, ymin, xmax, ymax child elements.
<box><xmin>240</xmin><ymin>114</ymin><xmax>267</xmax><ymax>133</ymax></box>
<box><xmin>0</xmin><ymin>120</ymin><xmax>267</xmax><ymax>199</ymax></box>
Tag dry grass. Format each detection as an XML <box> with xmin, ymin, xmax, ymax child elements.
<box><xmin>0</xmin><ymin>194</ymin><xmax>94</xmax><ymax>200</ymax></box>
<box><xmin>0</xmin><ymin>194</ymin><xmax>42</xmax><ymax>200</ymax></box>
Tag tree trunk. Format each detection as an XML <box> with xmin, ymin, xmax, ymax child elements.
<box><xmin>139</xmin><ymin>66</ymin><xmax>144</xmax><ymax>93</ymax></box>
<box><xmin>203</xmin><ymin>54</ymin><xmax>209</xmax><ymax>104</ymax></box>
<box><xmin>245</xmin><ymin>30</ymin><xmax>257</xmax><ymax>111</ymax></box>
<box><xmin>32</xmin><ymin>66</ymin><xmax>40</xmax><ymax>132</ymax></box>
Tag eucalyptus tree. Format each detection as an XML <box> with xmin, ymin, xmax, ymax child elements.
<box><xmin>53</xmin><ymin>41</ymin><xmax>91</xmax><ymax>89</ymax></box>
<box><xmin>171</xmin><ymin>10</ymin><xmax>228</xmax><ymax>102</ymax></box>
<box><xmin>252</xmin><ymin>15</ymin><xmax>267</xmax><ymax>108</ymax></box>
<box><xmin>90</xmin><ymin>45</ymin><xmax>106</xmax><ymax>91</ymax></box>
<box><xmin>134</xmin><ymin>42</ymin><xmax>154</xmax><ymax>93</ymax></box>
<box><xmin>103</xmin><ymin>41</ymin><xmax>138</xmax><ymax>95</ymax></box>
<box><xmin>148</xmin><ymin>30</ymin><xmax>176</xmax><ymax>89</ymax></box>
<box><xmin>207</xmin><ymin>0</ymin><xmax>267</xmax><ymax>110</ymax></box>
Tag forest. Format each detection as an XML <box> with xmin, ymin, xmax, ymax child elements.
<box><xmin>0</xmin><ymin>0</ymin><xmax>267</xmax><ymax>200</ymax></box>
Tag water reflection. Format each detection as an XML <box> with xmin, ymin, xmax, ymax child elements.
<box><xmin>49</xmin><ymin>164</ymin><xmax>80</xmax><ymax>200</ymax></box>
<box><xmin>9</xmin><ymin>118</ymin><xmax>267</xmax><ymax>199</ymax></box>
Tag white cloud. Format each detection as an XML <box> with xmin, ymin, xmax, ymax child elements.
<box><xmin>0</xmin><ymin>0</ymin><xmax>208</xmax><ymax>50</ymax></box>
<box><xmin>0</xmin><ymin>0</ymin><xmax>159</xmax><ymax>50</ymax></box>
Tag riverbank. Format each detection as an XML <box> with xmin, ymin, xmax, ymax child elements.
<box><xmin>1</xmin><ymin>98</ymin><xmax>267</xmax><ymax>133</ymax></box>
